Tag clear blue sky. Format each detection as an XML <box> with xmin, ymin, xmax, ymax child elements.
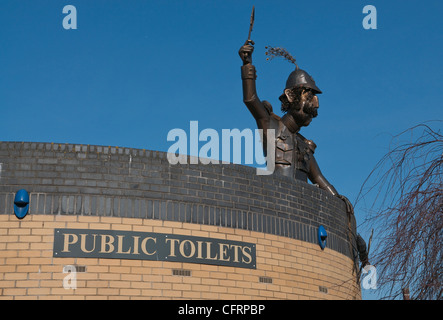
<box><xmin>1</xmin><ymin>0</ymin><xmax>442</xmax><ymax>299</ymax></box>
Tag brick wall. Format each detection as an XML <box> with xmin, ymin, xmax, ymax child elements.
<box><xmin>0</xmin><ymin>141</ymin><xmax>361</xmax><ymax>299</ymax></box>
<box><xmin>0</xmin><ymin>214</ymin><xmax>360</xmax><ymax>300</ymax></box>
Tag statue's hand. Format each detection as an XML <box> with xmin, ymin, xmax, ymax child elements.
<box><xmin>239</xmin><ymin>44</ymin><xmax>254</xmax><ymax>65</ymax></box>
<box><xmin>337</xmin><ymin>194</ymin><xmax>354</xmax><ymax>215</ymax></box>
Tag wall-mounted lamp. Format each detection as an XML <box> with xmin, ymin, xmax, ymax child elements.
<box><xmin>318</xmin><ymin>225</ymin><xmax>327</xmax><ymax>250</ymax></box>
<box><xmin>14</xmin><ymin>189</ymin><xmax>29</xmax><ymax>219</ymax></box>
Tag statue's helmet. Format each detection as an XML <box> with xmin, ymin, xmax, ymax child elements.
<box><xmin>285</xmin><ymin>67</ymin><xmax>322</xmax><ymax>94</ymax></box>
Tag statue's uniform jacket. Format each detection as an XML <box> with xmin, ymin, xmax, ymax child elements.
<box><xmin>241</xmin><ymin>63</ymin><xmax>339</xmax><ymax>196</ymax></box>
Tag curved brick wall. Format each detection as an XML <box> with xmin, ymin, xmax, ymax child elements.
<box><xmin>0</xmin><ymin>141</ymin><xmax>361</xmax><ymax>300</ymax></box>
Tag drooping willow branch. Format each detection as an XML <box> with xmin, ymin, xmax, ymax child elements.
<box><xmin>357</xmin><ymin>121</ymin><xmax>443</xmax><ymax>300</ymax></box>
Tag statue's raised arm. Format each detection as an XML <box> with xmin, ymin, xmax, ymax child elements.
<box><xmin>239</xmin><ymin>44</ymin><xmax>271</xmax><ymax>127</ymax></box>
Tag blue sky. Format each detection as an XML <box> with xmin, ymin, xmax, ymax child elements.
<box><xmin>1</xmin><ymin>0</ymin><xmax>442</xmax><ymax>299</ymax></box>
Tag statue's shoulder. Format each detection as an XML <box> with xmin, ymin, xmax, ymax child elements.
<box><xmin>262</xmin><ymin>100</ymin><xmax>281</xmax><ymax>121</ymax></box>
<box><xmin>296</xmin><ymin>133</ymin><xmax>317</xmax><ymax>154</ymax></box>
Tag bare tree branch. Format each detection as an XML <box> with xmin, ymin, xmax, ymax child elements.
<box><xmin>356</xmin><ymin>121</ymin><xmax>443</xmax><ymax>300</ymax></box>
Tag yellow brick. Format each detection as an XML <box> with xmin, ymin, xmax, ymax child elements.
<box><xmin>132</xmin><ymin>225</ymin><xmax>153</xmax><ymax>232</ymax></box>
<box><xmin>108</xmin><ymin>295</ymin><xmax>130</xmax><ymax>300</ymax></box>
<box><xmin>162</xmin><ymin>275</ymin><xmax>183</xmax><ymax>283</ymax></box>
<box><xmin>111</xmin><ymin>224</ymin><xmax>132</xmax><ymax>231</ymax></box>
<box><xmin>162</xmin><ymin>290</ymin><xmax>182</xmax><ymax>297</ymax></box>
<box><xmin>19</xmin><ymin>235</ymin><xmax>42</xmax><ymax>242</ymax></box>
<box><xmin>86</xmin><ymin>280</ymin><xmax>109</xmax><ymax>288</ymax></box>
<box><xmin>219</xmin><ymin>279</ymin><xmax>236</xmax><ymax>287</ymax></box>
<box><xmin>31</xmin><ymin>228</ymin><xmax>53</xmax><ymax>235</ymax></box>
<box><xmin>164</xmin><ymin>221</ymin><xmax>183</xmax><ymax>229</ymax></box>
<box><xmin>100</xmin><ymin>217</ymin><xmax>122</xmax><ymax>224</ymax></box>
<box><xmin>29</xmin><ymin>257</ymin><xmax>52</xmax><ymax>265</ymax></box>
<box><xmin>236</xmin><ymin>281</ymin><xmax>252</xmax><ymax>289</ymax></box>
<box><xmin>131</xmin><ymin>281</ymin><xmax>152</xmax><ymax>289</ymax></box>
<box><xmin>1</xmin><ymin>221</ymin><xmax>20</xmax><ymax>229</ymax></box>
<box><xmin>29</xmin><ymin>272</ymin><xmax>52</xmax><ymax>280</ymax></box>
<box><xmin>191</xmin><ymin>284</ymin><xmax>210</xmax><ymax>292</ymax></box>
<box><xmin>55</xmin><ymin>215</ymin><xmax>78</xmax><ymax>222</ymax></box>
<box><xmin>121</xmin><ymin>273</ymin><xmax>142</xmax><ymax>281</ymax></box>
<box><xmin>130</xmin><ymin>266</ymin><xmax>151</xmax><ymax>275</ymax></box>
<box><xmin>20</xmin><ymin>221</ymin><xmax>44</xmax><ymax>229</ymax></box>
<box><xmin>191</xmin><ymin>270</ymin><xmax>210</xmax><ymax>278</ymax></box>
<box><xmin>0</xmin><ymin>235</ymin><xmax>19</xmax><ymax>242</ymax></box>
<box><xmin>31</xmin><ymin>215</ymin><xmax>57</xmax><ymax>222</ymax></box>
<box><xmin>227</xmin><ymin>286</ymin><xmax>244</xmax><ymax>294</ymax></box>
<box><xmin>5</xmin><ymin>257</ymin><xmax>29</xmax><ymax>265</ymax></box>
<box><xmin>15</xmin><ymin>280</ymin><xmax>40</xmax><ymax>288</ymax></box>
<box><xmin>109</xmin><ymin>280</ymin><xmax>131</xmax><ymax>288</ymax></box>
<box><xmin>27</xmin><ymin>288</ymin><xmax>51</xmax><ymax>295</ymax></box>
<box><xmin>40</xmin><ymin>280</ymin><xmax>62</xmax><ymax>288</ymax></box>
<box><xmin>3</xmin><ymin>288</ymin><xmax>27</xmax><ymax>296</ymax></box>
<box><xmin>109</xmin><ymin>266</ymin><xmax>131</xmax><ymax>274</ymax></box>
<box><xmin>172</xmin><ymin>228</ymin><xmax>192</xmax><ymax>236</ymax></box>
<box><xmin>85</xmin><ymin>265</ymin><xmax>108</xmax><ymax>273</ymax></box>
<box><xmin>201</xmin><ymin>278</ymin><xmax>218</xmax><ymax>286</ymax></box>
<box><xmin>8</xmin><ymin>228</ymin><xmax>31</xmax><ymax>235</ymax></box>
<box><xmin>75</xmin><ymin>288</ymin><xmax>98</xmax><ymax>295</ymax></box>
<box><xmin>172</xmin><ymin>283</ymin><xmax>192</xmax><ymax>291</ymax></box>
<box><xmin>16</xmin><ymin>265</ymin><xmax>40</xmax><ymax>272</ymax></box>
<box><xmin>51</xmin><ymin>287</ymin><xmax>75</xmax><ymax>295</ymax></box>
<box><xmin>152</xmin><ymin>282</ymin><xmax>171</xmax><ymax>290</ymax></box>
<box><xmin>142</xmin><ymin>219</ymin><xmax>163</xmax><ymax>227</ymax></box>
<box><xmin>98</xmin><ymin>288</ymin><xmax>120</xmax><ymax>296</ymax></box>
<box><xmin>78</xmin><ymin>216</ymin><xmax>101</xmax><ymax>223</ymax></box>
<box><xmin>65</xmin><ymin>222</ymin><xmax>89</xmax><ymax>229</ymax></box>
<box><xmin>122</xmin><ymin>218</ymin><xmax>143</xmax><ymax>225</ymax></box>
<box><xmin>99</xmin><ymin>273</ymin><xmax>120</xmax><ymax>281</ymax></box>
<box><xmin>182</xmin><ymin>263</ymin><xmax>201</xmax><ymax>271</ymax></box>
<box><xmin>219</xmin><ymin>293</ymin><xmax>236</xmax><ymax>299</ymax></box>
<box><xmin>0</xmin><ymin>280</ymin><xmax>15</xmax><ymax>287</ymax></box>
<box><xmin>120</xmin><ymin>288</ymin><xmax>141</xmax><ymax>296</ymax></box>
<box><xmin>98</xmin><ymin>259</ymin><xmax>120</xmax><ymax>266</ymax></box>
<box><xmin>88</xmin><ymin>223</ymin><xmax>111</xmax><ymax>230</ymax></box>
<box><xmin>182</xmin><ymin>290</ymin><xmax>201</xmax><ymax>298</ymax></box>
<box><xmin>121</xmin><ymin>259</ymin><xmax>142</xmax><ymax>267</ymax></box>
<box><xmin>141</xmin><ymin>289</ymin><xmax>162</xmax><ymax>297</ymax></box>
<box><xmin>199</xmin><ymin>224</ymin><xmax>219</xmax><ymax>233</ymax></box>
<box><xmin>0</xmin><ymin>251</ymin><xmax>18</xmax><ymax>258</ymax></box>
<box><xmin>209</xmin><ymin>285</ymin><xmax>227</xmax><ymax>293</ymax></box>
<box><xmin>41</xmin><ymin>221</ymin><xmax>66</xmax><ymax>229</ymax></box>
<box><xmin>208</xmin><ymin>232</ymin><xmax>226</xmax><ymax>240</ymax></box>
<box><xmin>153</xmin><ymin>226</ymin><xmax>172</xmax><ymax>234</ymax></box>
<box><xmin>182</xmin><ymin>276</ymin><xmax>201</xmax><ymax>284</ymax></box>
<box><xmin>142</xmin><ymin>274</ymin><xmax>162</xmax><ymax>282</ymax></box>
<box><xmin>201</xmin><ymin>291</ymin><xmax>219</xmax><ymax>299</ymax></box>
<box><xmin>190</xmin><ymin>230</ymin><xmax>209</xmax><ymax>237</ymax></box>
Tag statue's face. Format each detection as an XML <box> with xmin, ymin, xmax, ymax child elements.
<box><xmin>286</xmin><ymin>88</ymin><xmax>319</xmax><ymax>127</ymax></box>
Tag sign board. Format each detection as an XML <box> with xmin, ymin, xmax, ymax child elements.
<box><xmin>53</xmin><ymin>228</ymin><xmax>256</xmax><ymax>269</ymax></box>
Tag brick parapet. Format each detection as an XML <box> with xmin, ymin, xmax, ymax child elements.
<box><xmin>0</xmin><ymin>141</ymin><xmax>356</xmax><ymax>258</ymax></box>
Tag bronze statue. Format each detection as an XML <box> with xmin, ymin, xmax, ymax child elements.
<box><xmin>238</xmin><ymin>12</ymin><xmax>353</xmax><ymax>214</ymax></box>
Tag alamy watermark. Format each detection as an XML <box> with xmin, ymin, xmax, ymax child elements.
<box><xmin>63</xmin><ymin>265</ymin><xmax>77</xmax><ymax>290</ymax></box>
<box><xmin>166</xmin><ymin>121</ymin><xmax>275</xmax><ymax>175</ymax></box>
<box><xmin>61</xmin><ymin>4</ymin><xmax>375</xmax><ymax>31</ymax></box>
<box><xmin>361</xmin><ymin>265</ymin><xmax>377</xmax><ymax>290</ymax></box>
<box><xmin>62</xmin><ymin>5</ymin><xmax>77</xmax><ymax>30</ymax></box>
<box><xmin>362</xmin><ymin>5</ymin><xmax>377</xmax><ymax>30</ymax></box>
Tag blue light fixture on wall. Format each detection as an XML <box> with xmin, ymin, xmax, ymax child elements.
<box><xmin>318</xmin><ymin>225</ymin><xmax>327</xmax><ymax>250</ymax></box>
<box><xmin>14</xmin><ymin>189</ymin><xmax>30</xmax><ymax>219</ymax></box>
